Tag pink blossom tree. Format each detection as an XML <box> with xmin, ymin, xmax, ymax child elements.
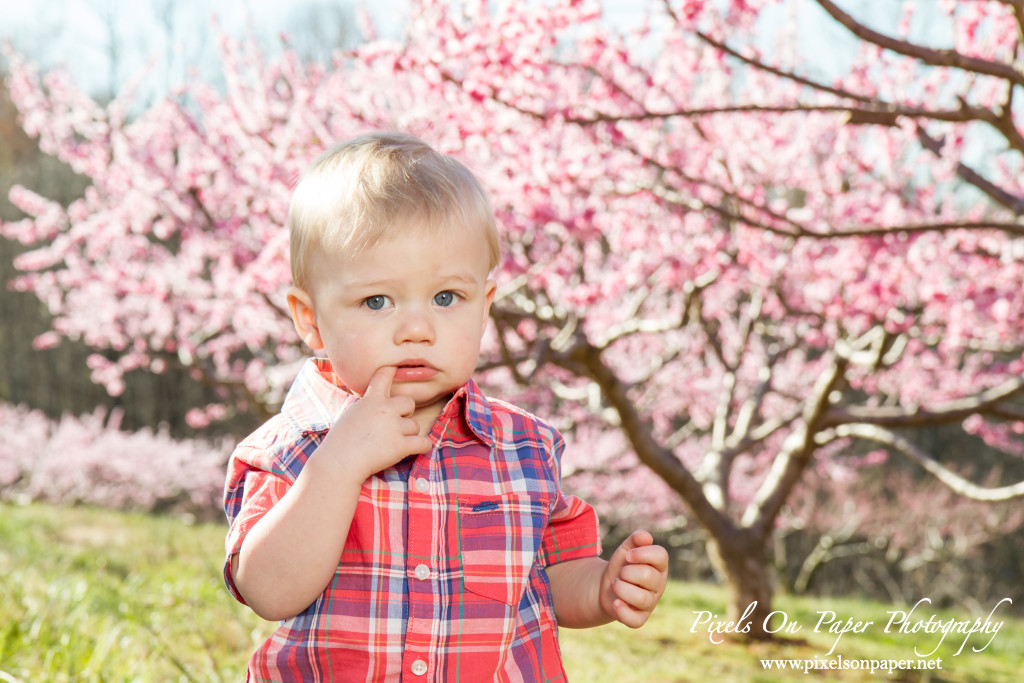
<box><xmin>4</xmin><ymin>0</ymin><xmax>1024</xmax><ymax>637</ymax></box>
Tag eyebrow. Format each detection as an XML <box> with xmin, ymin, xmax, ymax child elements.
<box><xmin>437</xmin><ymin>272</ymin><xmax>481</xmax><ymax>287</ymax></box>
<box><xmin>352</xmin><ymin>272</ymin><xmax>481</xmax><ymax>290</ymax></box>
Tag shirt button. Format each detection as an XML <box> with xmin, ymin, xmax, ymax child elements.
<box><xmin>415</xmin><ymin>564</ymin><xmax>430</xmax><ymax>580</ymax></box>
<box><xmin>415</xmin><ymin>477</ymin><xmax>429</xmax><ymax>493</ymax></box>
<box><xmin>411</xmin><ymin>659</ymin><xmax>428</xmax><ymax>676</ymax></box>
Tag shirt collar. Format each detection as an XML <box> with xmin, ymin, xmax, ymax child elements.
<box><xmin>445</xmin><ymin>377</ymin><xmax>495</xmax><ymax>448</ymax></box>
<box><xmin>281</xmin><ymin>357</ymin><xmax>358</xmax><ymax>434</ymax></box>
<box><xmin>282</xmin><ymin>357</ymin><xmax>495</xmax><ymax>447</ymax></box>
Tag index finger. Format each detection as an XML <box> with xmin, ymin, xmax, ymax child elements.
<box><xmin>364</xmin><ymin>365</ymin><xmax>397</xmax><ymax>398</ymax></box>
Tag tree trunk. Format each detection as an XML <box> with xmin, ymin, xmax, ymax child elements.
<box><xmin>708</xmin><ymin>529</ymin><xmax>775</xmax><ymax>640</ymax></box>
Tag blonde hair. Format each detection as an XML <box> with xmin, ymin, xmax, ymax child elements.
<box><xmin>288</xmin><ymin>131</ymin><xmax>501</xmax><ymax>291</ymax></box>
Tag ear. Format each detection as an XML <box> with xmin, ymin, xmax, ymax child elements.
<box><xmin>481</xmin><ymin>279</ymin><xmax>497</xmax><ymax>334</ymax></box>
<box><xmin>287</xmin><ymin>287</ymin><xmax>325</xmax><ymax>350</ymax></box>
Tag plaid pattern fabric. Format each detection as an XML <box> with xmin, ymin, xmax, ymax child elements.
<box><xmin>224</xmin><ymin>358</ymin><xmax>601</xmax><ymax>682</ymax></box>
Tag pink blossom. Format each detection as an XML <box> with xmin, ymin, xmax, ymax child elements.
<box><xmin>0</xmin><ymin>403</ymin><xmax>233</xmax><ymax>519</ymax></box>
<box><xmin>1</xmin><ymin>1</ymin><xmax>1022</xmax><ymax>575</ymax></box>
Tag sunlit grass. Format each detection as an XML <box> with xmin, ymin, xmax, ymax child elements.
<box><xmin>0</xmin><ymin>502</ymin><xmax>264</xmax><ymax>682</ymax></box>
<box><xmin>1</xmin><ymin>502</ymin><xmax>1020</xmax><ymax>682</ymax></box>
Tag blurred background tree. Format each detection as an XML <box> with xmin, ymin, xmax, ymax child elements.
<box><xmin>2</xmin><ymin>0</ymin><xmax>1022</xmax><ymax>638</ymax></box>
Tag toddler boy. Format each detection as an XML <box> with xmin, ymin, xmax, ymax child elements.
<box><xmin>223</xmin><ymin>131</ymin><xmax>668</xmax><ymax>681</ymax></box>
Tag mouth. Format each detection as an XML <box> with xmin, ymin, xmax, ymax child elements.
<box><xmin>393</xmin><ymin>360</ymin><xmax>438</xmax><ymax>381</ymax></box>
<box><xmin>396</xmin><ymin>359</ymin><xmax>435</xmax><ymax>370</ymax></box>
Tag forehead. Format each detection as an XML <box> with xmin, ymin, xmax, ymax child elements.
<box><xmin>310</xmin><ymin>218</ymin><xmax>491</xmax><ymax>287</ymax></box>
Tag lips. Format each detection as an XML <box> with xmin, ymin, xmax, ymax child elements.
<box><xmin>393</xmin><ymin>359</ymin><xmax>438</xmax><ymax>382</ymax></box>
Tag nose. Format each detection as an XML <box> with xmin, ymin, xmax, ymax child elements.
<box><xmin>394</xmin><ymin>306</ymin><xmax>435</xmax><ymax>345</ymax></box>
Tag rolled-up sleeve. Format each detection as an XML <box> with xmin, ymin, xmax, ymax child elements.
<box><xmin>536</xmin><ymin>429</ymin><xmax>601</xmax><ymax>567</ymax></box>
<box><xmin>223</xmin><ymin>456</ymin><xmax>294</xmax><ymax>603</ymax></box>
<box><xmin>537</xmin><ymin>492</ymin><xmax>601</xmax><ymax>567</ymax></box>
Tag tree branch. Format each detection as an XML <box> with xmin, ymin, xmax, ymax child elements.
<box><xmin>814</xmin><ymin>0</ymin><xmax>1024</xmax><ymax>86</ymax></box>
<box><xmin>487</xmin><ymin>304</ymin><xmax>556</xmax><ymax>383</ymax></box>
<box><xmin>686</xmin><ymin>25</ymin><xmax>872</xmax><ymax>104</ymax></box>
<box><xmin>836</xmin><ymin>423</ymin><xmax>1024</xmax><ymax>501</ymax></box>
<box><xmin>742</xmin><ymin>355</ymin><xmax>849</xmax><ymax>539</ymax></box>
<box><xmin>793</xmin><ymin>503</ymin><xmax>873</xmax><ymax>594</ymax></box>
<box><xmin>915</xmin><ymin>126</ymin><xmax>1024</xmax><ymax>216</ymax></box>
<box><xmin>644</xmin><ymin>161</ymin><xmax>1024</xmax><ymax>237</ymax></box>
<box><xmin>823</xmin><ymin>218</ymin><xmax>1024</xmax><ymax>238</ymax></box>
<box><xmin>725</xmin><ymin>346</ymin><xmax>783</xmax><ymax>453</ymax></box>
<box><xmin>680</xmin><ymin>4</ymin><xmax>1024</xmax><ymax>214</ymax></box>
<box><xmin>824</xmin><ymin>375</ymin><xmax>1024</xmax><ymax>428</ymax></box>
<box><xmin>556</xmin><ymin>340</ymin><xmax>733</xmax><ymax>538</ymax></box>
<box><xmin>689</xmin><ymin>11</ymin><xmax>1024</xmax><ymax>158</ymax></box>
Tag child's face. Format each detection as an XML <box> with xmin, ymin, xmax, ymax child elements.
<box><xmin>288</xmin><ymin>221</ymin><xmax>497</xmax><ymax>425</ymax></box>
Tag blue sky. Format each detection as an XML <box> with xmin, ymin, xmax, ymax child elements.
<box><xmin>0</xmin><ymin>0</ymin><xmax>952</xmax><ymax>104</ymax></box>
<box><xmin>0</xmin><ymin>0</ymin><xmax>409</xmax><ymax>99</ymax></box>
<box><xmin>0</xmin><ymin>0</ymin><xmax>671</xmax><ymax>96</ymax></box>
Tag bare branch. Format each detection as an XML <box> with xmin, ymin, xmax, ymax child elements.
<box><xmin>825</xmin><ymin>218</ymin><xmax>1024</xmax><ymax>238</ymax></box>
<box><xmin>672</xmin><ymin>5</ymin><xmax>1024</xmax><ymax>213</ymax></box>
<box><xmin>728</xmin><ymin>409</ymin><xmax>803</xmax><ymax>457</ymax></box>
<box><xmin>687</xmin><ymin>13</ymin><xmax>1024</xmax><ymax>158</ymax></box>
<box><xmin>824</xmin><ymin>375</ymin><xmax>1024</xmax><ymax>428</ymax></box>
<box><xmin>793</xmin><ymin>503</ymin><xmax>875</xmax><ymax>594</ymax></box>
<box><xmin>560</xmin><ymin>96</ymin><xmax>1024</xmax><ymax>134</ymax></box>
<box><xmin>688</xmin><ymin>26</ymin><xmax>872</xmax><ymax>104</ymax></box>
<box><xmin>742</xmin><ymin>356</ymin><xmax>849</xmax><ymax>538</ymax></box>
<box><xmin>712</xmin><ymin>371</ymin><xmax>736</xmax><ymax>452</ymax></box>
<box><xmin>487</xmin><ymin>305</ymin><xmax>556</xmax><ymax>383</ymax></box>
<box><xmin>692</xmin><ymin>289</ymin><xmax>731</xmax><ymax>371</ymax></box>
<box><xmin>187</xmin><ymin>187</ymin><xmax>218</xmax><ymax>230</ymax></box>
<box><xmin>915</xmin><ymin>127</ymin><xmax>1024</xmax><ymax>216</ymax></box>
<box><xmin>564</xmin><ymin>104</ymin><xmax>870</xmax><ymax>124</ymax></box>
<box><xmin>258</xmin><ymin>290</ymin><xmax>293</xmax><ymax>326</ymax></box>
<box><xmin>708</xmin><ymin>294</ymin><xmax>772</xmax><ymax>487</ymax></box>
<box><xmin>836</xmin><ymin>423</ymin><xmax>1024</xmax><ymax>501</ymax></box>
<box><xmin>725</xmin><ymin>345</ymin><xmax>787</xmax><ymax>453</ymax></box>
<box><xmin>593</xmin><ymin>315</ymin><xmax>685</xmax><ymax>349</ymax></box>
<box><xmin>557</xmin><ymin>341</ymin><xmax>733</xmax><ymax>538</ymax></box>
<box><xmin>964</xmin><ymin>92</ymin><xmax>1024</xmax><ymax>157</ymax></box>
<box><xmin>990</xmin><ymin>403</ymin><xmax>1024</xmax><ymax>421</ymax></box>
<box><xmin>814</xmin><ymin>0</ymin><xmax>1024</xmax><ymax>86</ymax></box>
<box><xmin>638</xmin><ymin>162</ymin><xmax>803</xmax><ymax>237</ymax></box>
<box><xmin>644</xmin><ymin>163</ymin><xmax>1024</xmax><ymax>237</ymax></box>
<box><xmin>592</xmin><ymin>266</ymin><xmax>708</xmax><ymax>349</ymax></box>
<box><xmin>665</xmin><ymin>418</ymin><xmax>700</xmax><ymax>450</ymax></box>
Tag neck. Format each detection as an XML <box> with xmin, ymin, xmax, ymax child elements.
<box><xmin>412</xmin><ymin>393</ymin><xmax>454</xmax><ymax>435</ymax></box>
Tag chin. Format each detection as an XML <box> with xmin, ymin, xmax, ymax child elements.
<box><xmin>408</xmin><ymin>386</ymin><xmax>458</xmax><ymax>405</ymax></box>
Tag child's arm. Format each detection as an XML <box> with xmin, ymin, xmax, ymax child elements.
<box><xmin>545</xmin><ymin>529</ymin><xmax>668</xmax><ymax>629</ymax></box>
<box><xmin>230</xmin><ymin>366</ymin><xmax>432</xmax><ymax>621</ymax></box>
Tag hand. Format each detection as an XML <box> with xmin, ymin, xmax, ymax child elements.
<box><xmin>600</xmin><ymin>529</ymin><xmax>669</xmax><ymax>628</ymax></box>
<box><xmin>321</xmin><ymin>365</ymin><xmax>433</xmax><ymax>481</ymax></box>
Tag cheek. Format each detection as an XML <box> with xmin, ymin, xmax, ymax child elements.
<box><xmin>324</xmin><ymin>329</ymin><xmax>378</xmax><ymax>390</ymax></box>
<box><xmin>451</xmin><ymin>325</ymin><xmax>485</xmax><ymax>367</ymax></box>
<box><xmin>329</xmin><ymin>322</ymin><xmax>374</xmax><ymax>352</ymax></box>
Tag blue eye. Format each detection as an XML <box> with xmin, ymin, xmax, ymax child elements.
<box><xmin>434</xmin><ymin>291</ymin><xmax>458</xmax><ymax>307</ymax></box>
<box><xmin>364</xmin><ymin>295</ymin><xmax>390</xmax><ymax>310</ymax></box>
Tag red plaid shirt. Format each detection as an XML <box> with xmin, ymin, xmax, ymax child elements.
<box><xmin>224</xmin><ymin>358</ymin><xmax>601</xmax><ymax>682</ymax></box>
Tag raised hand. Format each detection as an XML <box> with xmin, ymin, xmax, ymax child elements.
<box><xmin>231</xmin><ymin>365</ymin><xmax>433</xmax><ymax>620</ymax></box>
<box><xmin>322</xmin><ymin>365</ymin><xmax>434</xmax><ymax>482</ymax></box>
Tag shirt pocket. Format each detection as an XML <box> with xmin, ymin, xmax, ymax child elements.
<box><xmin>458</xmin><ymin>493</ymin><xmax>550</xmax><ymax>605</ymax></box>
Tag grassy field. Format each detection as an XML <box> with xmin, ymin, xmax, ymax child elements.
<box><xmin>1</xmin><ymin>502</ymin><xmax>1021</xmax><ymax>682</ymax></box>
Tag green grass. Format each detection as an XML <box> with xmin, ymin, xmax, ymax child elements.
<box><xmin>1</xmin><ymin>502</ymin><xmax>1021</xmax><ymax>682</ymax></box>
